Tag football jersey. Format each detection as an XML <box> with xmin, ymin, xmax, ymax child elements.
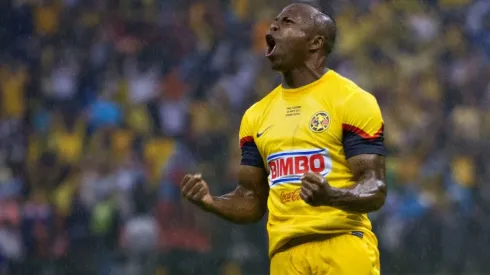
<box><xmin>239</xmin><ymin>70</ymin><xmax>385</xmax><ymax>257</ymax></box>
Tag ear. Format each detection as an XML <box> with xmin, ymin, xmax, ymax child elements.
<box><xmin>309</xmin><ymin>35</ymin><xmax>325</xmax><ymax>52</ymax></box>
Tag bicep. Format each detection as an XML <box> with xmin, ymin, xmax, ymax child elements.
<box><xmin>347</xmin><ymin>154</ymin><xmax>386</xmax><ymax>183</ymax></box>
<box><xmin>344</xmin><ymin>154</ymin><xmax>387</xmax><ymax>212</ymax></box>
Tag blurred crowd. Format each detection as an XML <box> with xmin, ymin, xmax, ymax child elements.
<box><xmin>0</xmin><ymin>0</ymin><xmax>489</xmax><ymax>274</ymax></box>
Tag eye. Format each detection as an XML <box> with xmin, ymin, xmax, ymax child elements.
<box><xmin>283</xmin><ymin>18</ymin><xmax>295</xmax><ymax>24</ymax></box>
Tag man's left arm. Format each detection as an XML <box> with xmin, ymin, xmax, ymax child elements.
<box><xmin>300</xmin><ymin>92</ymin><xmax>387</xmax><ymax>213</ymax></box>
<box><xmin>300</xmin><ymin>155</ymin><xmax>386</xmax><ymax>213</ymax></box>
<box><xmin>308</xmin><ymin>155</ymin><xmax>386</xmax><ymax>213</ymax></box>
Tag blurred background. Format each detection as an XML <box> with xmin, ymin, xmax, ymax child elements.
<box><xmin>0</xmin><ymin>0</ymin><xmax>489</xmax><ymax>274</ymax></box>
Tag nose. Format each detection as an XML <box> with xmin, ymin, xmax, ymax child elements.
<box><xmin>269</xmin><ymin>23</ymin><xmax>279</xmax><ymax>32</ymax></box>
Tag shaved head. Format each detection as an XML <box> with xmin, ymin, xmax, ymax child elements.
<box><xmin>312</xmin><ymin>12</ymin><xmax>336</xmax><ymax>55</ymax></box>
<box><xmin>265</xmin><ymin>1</ymin><xmax>337</xmax><ymax>72</ymax></box>
<box><xmin>293</xmin><ymin>1</ymin><xmax>337</xmax><ymax>56</ymax></box>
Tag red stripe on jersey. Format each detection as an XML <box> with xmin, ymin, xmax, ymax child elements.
<box><xmin>239</xmin><ymin>136</ymin><xmax>255</xmax><ymax>148</ymax></box>
<box><xmin>342</xmin><ymin>124</ymin><xmax>384</xmax><ymax>140</ymax></box>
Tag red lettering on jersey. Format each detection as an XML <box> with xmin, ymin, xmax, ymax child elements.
<box><xmin>268</xmin><ymin>154</ymin><xmax>327</xmax><ymax>180</ymax></box>
<box><xmin>279</xmin><ymin>158</ymin><xmax>293</xmax><ymax>176</ymax></box>
<box><xmin>294</xmin><ymin>156</ymin><xmax>309</xmax><ymax>174</ymax></box>
<box><xmin>270</xmin><ymin>161</ymin><xmax>277</xmax><ymax>179</ymax></box>
<box><xmin>310</xmin><ymin>154</ymin><xmax>325</xmax><ymax>173</ymax></box>
<box><xmin>280</xmin><ymin>189</ymin><xmax>301</xmax><ymax>203</ymax></box>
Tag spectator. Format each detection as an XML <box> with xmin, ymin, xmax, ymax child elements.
<box><xmin>0</xmin><ymin>0</ymin><xmax>487</xmax><ymax>274</ymax></box>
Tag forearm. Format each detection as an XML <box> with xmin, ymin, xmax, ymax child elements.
<box><xmin>328</xmin><ymin>178</ymin><xmax>386</xmax><ymax>213</ymax></box>
<box><xmin>204</xmin><ymin>192</ymin><xmax>266</xmax><ymax>224</ymax></box>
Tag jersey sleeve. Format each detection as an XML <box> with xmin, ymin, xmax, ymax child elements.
<box><xmin>239</xmin><ymin>106</ymin><xmax>264</xmax><ymax>168</ymax></box>
<box><xmin>342</xmin><ymin>92</ymin><xmax>386</xmax><ymax>159</ymax></box>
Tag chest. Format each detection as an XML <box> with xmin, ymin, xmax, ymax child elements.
<box><xmin>254</xmin><ymin>99</ymin><xmax>343</xmax><ymax>159</ymax></box>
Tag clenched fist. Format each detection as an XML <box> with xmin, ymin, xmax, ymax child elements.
<box><xmin>180</xmin><ymin>174</ymin><xmax>214</xmax><ymax>208</ymax></box>
<box><xmin>300</xmin><ymin>172</ymin><xmax>335</xmax><ymax>206</ymax></box>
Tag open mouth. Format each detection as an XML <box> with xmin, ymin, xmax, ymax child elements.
<box><xmin>265</xmin><ymin>34</ymin><xmax>277</xmax><ymax>57</ymax></box>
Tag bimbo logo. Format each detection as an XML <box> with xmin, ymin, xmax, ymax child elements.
<box><xmin>267</xmin><ymin>149</ymin><xmax>332</xmax><ymax>187</ymax></box>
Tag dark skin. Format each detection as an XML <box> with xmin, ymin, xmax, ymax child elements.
<box><xmin>300</xmin><ymin>155</ymin><xmax>386</xmax><ymax>213</ymax></box>
<box><xmin>181</xmin><ymin>166</ymin><xmax>269</xmax><ymax>224</ymax></box>
<box><xmin>180</xmin><ymin>3</ymin><xmax>386</xmax><ymax>223</ymax></box>
<box><xmin>266</xmin><ymin>3</ymin><xmax>335</xmax><ymax>88</ymax></box>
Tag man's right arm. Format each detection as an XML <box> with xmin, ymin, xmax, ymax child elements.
<box><xmin>181</xmin><ymin>165</ymin><xmax>269</xmax><ymax>224</ymax></box>
<box><xmin>207</xmin><ymin>165</ymin><xmax>269</xmax><ymax>223</ymax></box>
<box><xmin>181</xmin><ymin>105</ymin><xmax>269</xmax><ymax>224</ymax></box>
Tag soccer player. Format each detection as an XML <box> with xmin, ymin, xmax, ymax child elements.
<box><xmin>181</xmin><ymin>2</ymin><xmax>386</xmax><ymax>274</ymax></box>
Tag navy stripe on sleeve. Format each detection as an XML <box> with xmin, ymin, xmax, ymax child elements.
<box><xmin>239</xmin><ymin>136</ymin><xmax>264</xmax><ymax>168</ymax></box>
<box><xmin>342</xmin><ymin>124</ymin><xmax>386</xmax><ymax>159</ymax></box>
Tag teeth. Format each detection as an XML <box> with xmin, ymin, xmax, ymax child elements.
<box><xmin>266</xmin><ymin>45</ymin><xmax>276</xmax><ymax>56</ymax></box>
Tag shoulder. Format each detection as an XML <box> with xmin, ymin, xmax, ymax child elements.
<box><xmin>239</xmin><ymin>85</ymin><xmax>280</xmax><ymax>138</ymax></box>
<box><xmin>331</xmin><ymin>71</ymin><xmax>378</xmax><ymax>103</ymax></box>
<box><xmin>242</xmin><ymin>85</ymin><xmax>281</xmax><ymax>121</ymax></box>
<box><xmin>327</xmin><ymin>71</ymin><xmax>380</xmax><ymax>111</ymax></box>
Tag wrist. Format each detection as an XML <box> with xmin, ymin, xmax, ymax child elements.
<box><xmin>200</xmin><ymin>196</ymin><xmax>216</xmax><ymax>212</ymax></box>
<box><xmin>322</xmin><ymin>186</ymin><xmax>344</xmax><ymax>207</ymax></box>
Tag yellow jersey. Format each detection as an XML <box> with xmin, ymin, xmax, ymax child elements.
<box><xmin>238</xmin><ymin>70</ymin><xmax>385</xmax><ymax>257</ymax></box>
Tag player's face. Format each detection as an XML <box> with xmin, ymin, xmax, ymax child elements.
<box><xmin>265</xmin><ymin>4</ymin><xmax>315</xmax><ymax>71</ymax></box>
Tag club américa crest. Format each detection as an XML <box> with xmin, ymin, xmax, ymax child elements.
<box><xmin>309</xmin><ymin>111</ymin><xmax>330</xmax><ymax>133</ymax></box>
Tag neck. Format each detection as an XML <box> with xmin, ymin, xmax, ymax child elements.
<box><xmin>281</xmin><ymin>57</ymin><xmax>328</xmax><ymax>89</ymax></box>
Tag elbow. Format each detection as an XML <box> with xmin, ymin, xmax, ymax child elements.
<box><xmin>249</xmin><ymin>210</ymin><xmax>267</xmax><ymax>224</ymax></box>
<box><xmin>246</xmin><ymin>213</ymin><xmax>266</xmax><ymax>224</ymax></box>
<box><xmin>367</xmin><ymin>181</ymin><xmax>387</xmax><ymax>213</ymax></box>
<box><xmin>231</xmin><ymin>203</ymin><xmax>267</xmax><ymax>225</ymax></box>
<box><xmin>233</xmin><ymin>210</ymin><xmax>266</xmax><ymax>225</ymax></box>
<box><xmin>242</xmin><ymin>194</ymin><xmax>268</xmax><ymax>224</ymax></box>
<box><xmin>368</xmin><ymin>193</ymin><xmax>386</xmax><ymax>213</ymax></box>
<box><xmin>246</xmin><ymin>206</ymin><xmax>268</xmax><ymax>224</ymax></box>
